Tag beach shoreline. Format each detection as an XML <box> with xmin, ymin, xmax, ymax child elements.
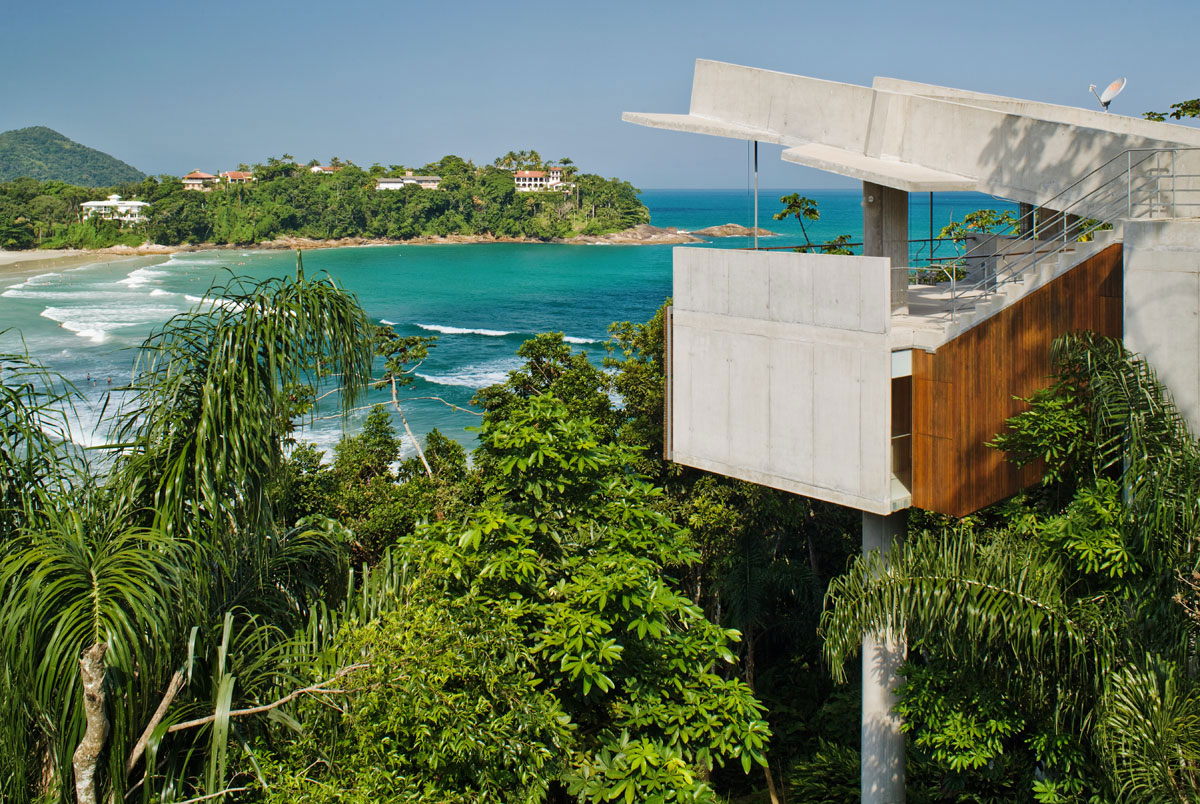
<box><xmin>0</xmin><ymin>224</ymin><xmax>708</xmax><ymax>272</ymax></box>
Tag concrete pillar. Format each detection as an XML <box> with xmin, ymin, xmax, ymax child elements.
<box><xmin>861</xmin><ymin>511</ymin><xmax>906</xmax><ymax>804</ymax></box>
<box><xmin>863</xmin><ymin>182</ymin><xmax>909</xmax><ymax>314</ymax></box>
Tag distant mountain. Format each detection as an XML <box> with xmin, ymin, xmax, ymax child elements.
<box><xmin>0</xmin><ymin>126</ymin><xmax>144</xmax><ymax>186</ymax></box>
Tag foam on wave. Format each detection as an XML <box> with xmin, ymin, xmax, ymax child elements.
<box><xmin>415</xmin><ymin>323</ymin><xmax>515</xmax><ymax>337</ymax></box>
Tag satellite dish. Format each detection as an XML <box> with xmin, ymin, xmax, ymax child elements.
<box><xmin>1089</xmin><ymin>77</ymin><xmax>1127</xmax><ymax>112</ymax></box>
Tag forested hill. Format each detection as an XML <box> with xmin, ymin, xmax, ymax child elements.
<box><xmin>0</xmin><ymin>126</ymin><xmax>145</xmax><ymax>186</ymax></box>
<box><xmin>0</xmin><ymin>154</ymin><xmax>650</xmax><ymax>250</ymax></box>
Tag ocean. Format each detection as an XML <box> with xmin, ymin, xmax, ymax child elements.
<box><xmin>0</xmin><ymin>189</ymin><xmax>1014</xmax><ymax>457</ymax></box>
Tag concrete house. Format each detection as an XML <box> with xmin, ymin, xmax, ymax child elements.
<box><xmin>624</xmin><ymin>59</ymin><xmax>1200</xmax><ymax>804</ymax></box>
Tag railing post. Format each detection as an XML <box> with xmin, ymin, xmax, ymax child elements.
<box><xmin>1127</xmin><ymin>152</ymin><xmax>1132</xmax><ymax>218</ymax></box>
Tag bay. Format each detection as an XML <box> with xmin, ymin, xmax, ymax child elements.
<box><xmin>0</xmin><ymin>189</ymin><xmax>1014</xmax><ymax>456</ymax></box>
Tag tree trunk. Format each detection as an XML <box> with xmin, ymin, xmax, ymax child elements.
<box><xmin>73</xmin><ymin>642</ymin><xmax>109</xmax><ymax>804</ymax></box>
<box><xmin>745</xmin><ymin>632</ymin><xmax>783</xmax><ymax>804</ymax></box>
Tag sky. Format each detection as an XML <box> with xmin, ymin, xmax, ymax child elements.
<box><xmin>3</xmin><ymin>0</ymin><xmax>1197</xmax><ymax>189</ymax></box>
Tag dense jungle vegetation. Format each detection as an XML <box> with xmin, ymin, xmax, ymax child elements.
<box><xmin>0</xmin><ymin>151</ymin><xmax>650</xmax><ymax>250</ymax></box>
<box><xmin>3</xmin><ymin>248</ymin><xmax>1200</xmax><ymax>804</ymax></box>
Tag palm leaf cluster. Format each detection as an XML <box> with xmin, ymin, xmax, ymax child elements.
<box><xmin>822</xmin><ymin>333</ymin><xmax>1200</xmax><ymax>802</ymax></box>
<box><xmin>0</xmin><ymin>258</ymin><xmax>377</xmax><ymax>803</ymax></box>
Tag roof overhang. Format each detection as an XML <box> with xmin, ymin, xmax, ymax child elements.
<box><xmin>624</xmin><ymin>60</ymin><xmax>1200</xmax><ymax>206</ymax></box>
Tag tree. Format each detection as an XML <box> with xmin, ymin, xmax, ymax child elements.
<box><xmin>773</xmin><ymin>193</ymin><xmax>820</xmax><ymax>250</ymax></box>
<box><xmin>1143</xmin><ymin>99</ymin><xmax>1200</xmax><ymax>122</ymax></box>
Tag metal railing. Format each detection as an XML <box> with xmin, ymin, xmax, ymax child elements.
<box><xmin>929</xmin><ymin>147</ymin><xmax>1200</xmax><ymax>322</ymax></box>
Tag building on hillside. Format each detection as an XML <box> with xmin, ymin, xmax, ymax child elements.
<box><xmin>181</xmin><ymin>170</ymin><xmax>218</xmax><ymax>191</ymax></box>
<box><xmin>624</xmin><ymin>59</ymin><xmax>1200</xmax><ymax>804</ymax></box>
<box><xmin>81</xmin><ymin>194</ymin><xmax>150</xmax><ymax>224</ymax></box>
<box><xmin>514</xmin><ymin>170</ymin><xmax>548</xmax><ymax>191</ymax></box>
<box><xmin>514</xmin><ymin>167</ymin><xmax>569</xmax><ymax>192</ymax></box>
<box><xmin>376</xmin><ymin>170</ymin><xmax>441</xmax><ymax>190</ymax></box>
<box><xmin>310</xmin><ymin>165</ymin><xmax>341</xmax><ymax>175</ymax></box>
<box><xmin>221</xmin><ymin>170</ymin><xmax>255</xmax><ymax>184</ymax></box>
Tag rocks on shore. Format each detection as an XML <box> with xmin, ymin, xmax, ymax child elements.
<box><xmin>691</xmin><ymin>223</ymin><xmax>777</xmax><ymax>238</ymax></box>
<box><xmin>563</xmin><ymin>224</ymin><xmax>703</xmax><ymax>245</ymax></box>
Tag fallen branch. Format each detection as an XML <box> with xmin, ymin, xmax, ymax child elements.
<box><xmin>166</xmin><ymin>664</ymin><xmax>367</xmax><ymax>734</ymax></box>
<box><xmin>170</xmin><ymin>786</ymin><xmax>250</xmax><ymax>804</ymax></box>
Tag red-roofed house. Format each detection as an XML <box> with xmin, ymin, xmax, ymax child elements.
<box><xmin>182</xmin><ymin>170</ymin><xmax>219</xmax><ymax>191</ymax></box>
<box><xmin>310</xmin><ymin>165</ymin><xmax>341</xmax><ymax>175</ymax></box>
<box><xmin>221</xmin><ymin>171</ymin><xmax>255</xmax><ymax>184</ymax></box>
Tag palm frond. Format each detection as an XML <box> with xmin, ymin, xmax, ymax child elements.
<box><xmin>821</xmin><ymin>529</ymin><xmax>1102</xmax><ymax>686</ymax></box>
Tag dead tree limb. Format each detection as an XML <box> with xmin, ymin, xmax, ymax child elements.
<box><xmin>166</xmin><ymin>664</ymin><xmax>367</xmax><ymax>735</ymax></box>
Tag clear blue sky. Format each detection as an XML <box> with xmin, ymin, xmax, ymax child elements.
<box><xmin>3</xmin><ymin>0</ymin><xmax>1196</xmax><ymax>189</ymax></box>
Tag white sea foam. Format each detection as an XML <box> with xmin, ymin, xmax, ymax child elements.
<box><xmin>415</xmin><ymin>323</ymin><xmax>514</xmax><ymax>337</ymax></box>
<box><xmin>118</xmin><ymin>267</ymin><xmax>168</xmax><ymax>287</ymax></box>
<box><xmin>416</xmin><ymin>359</ymin><xmax>521</xmax><ymax>389</ymax></box>
<box><xmin>40</xmin><ymin>302</ymin><xmax>181</xmax><ymax>343</ymax></box>
<box><xmin>3</xmin><ymin>288</ymin><xmax>121</xmax><ymax>300</ymax></box>
<box><xmin>379</xmin><ymin>318</ymin><xmax>398</xmax><ymax>326</ymax></box>
<box><xmin>184</xmin><ymin>294</ymin><xmax>241</xmax><ymax>310</ymax></box>
<box><xmin>563</xmin><ymin>336</ymin><xmax>600</xmax><ymax>344</ymax></box>
<box><xmin>149</xmin><ymin>289</ymin><xmax>175</xmax><ymax>297</ymax></box>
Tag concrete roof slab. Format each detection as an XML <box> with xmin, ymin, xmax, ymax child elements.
<box><xmin>780</xmin><ymin>143</ymin><xmax>977</xmax><ymax>192</ymax></box>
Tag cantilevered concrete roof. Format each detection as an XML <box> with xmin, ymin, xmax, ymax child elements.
<box><xmin>624</xmin><ymin>60</ymin><xmax>1200</xmax><ymax>207</ymax></box>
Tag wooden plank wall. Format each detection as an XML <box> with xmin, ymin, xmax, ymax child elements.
<box><xmin>911</xmin><ymin>244</ymin><xmax>1123</xmax><ymax>517</ymax></box>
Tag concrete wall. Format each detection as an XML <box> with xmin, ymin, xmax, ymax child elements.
<box><xmin>1123</xmin><ymin>219</ymin><xmax>1200</xmax><ymax>434</ymax></box>
<box><xmin>669</xmin><ymin>247</ymin><xmax>897</xmax><ymax>514</ymax></box>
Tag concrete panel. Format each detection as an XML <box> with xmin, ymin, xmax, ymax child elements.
<box><xmin>727</xmin><ymin>333</ymin><xmax>771</xmax><ymax>472</ymax></box>
<box><xmin>813</xmin><ymin>346</ymin><xmax>863</xmax><ymax>494</ymax></box>
<box><xmin>670</xmin><ymin>248</ymin><xmax>898</xmax><ymax>512</ymax></box>
<box><xmin>729</xmin><ymin>252</ymin><xmax>771</xmax><ymax>320</ymax></box>
<box><xmin>1123</xmin><ymin>219</ymin><xmax>1200</xmax><ymax>433</ymax></box>
<box><xmin>768</xmin><ymin>339</ymin><xmax>815</xmax><ymax>479</ymax></box>
<box><xmin>768</xmin><ymin>257</ymin><xmax>814</xmax><ymax>324</ymax></box>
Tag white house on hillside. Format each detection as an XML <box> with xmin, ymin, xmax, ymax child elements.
<box><xmin>376</xmin><ymin>170</ymin><xmax>441</xmax><ymax>190</ymax></box>
<box><xmin>81</xmin><ymin>195</ymin><xmax>150</xmax><ymax>225</ymax></box>
<box><xmin>514</xmin><ymin>167</ymin><xmax>569</xmax><ymax>192</ymax></box>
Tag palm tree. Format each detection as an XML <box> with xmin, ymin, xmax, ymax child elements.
<box><xmin>0</xmin><ymin>255</ymin><xmax>376</xmax><ymax>803</ymax></box>
<box><xmin>821</xmin><ymin>333</ymin><xmax>1200</xmax><ymax>802</ymax></box>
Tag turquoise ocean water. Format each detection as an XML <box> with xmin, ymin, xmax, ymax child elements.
<box><xmin>0</xmin><ymin>189</ymin><xmax>1014</xmax><ymax>456</ymax></box>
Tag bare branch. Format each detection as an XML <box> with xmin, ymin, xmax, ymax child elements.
<box><xmin>166</xmin><ymin>664</ymin><xmax>367</xmax><ymax>734</ymax></box>
<box><xmin>126</xmin><ymin>670</ymin><xmax>185</xmax><ymax>774</ymax></box>
<box><xmin>393</xmin><ymin>377</ymin><xmax>432</xmax><ymax>479</ymax></box>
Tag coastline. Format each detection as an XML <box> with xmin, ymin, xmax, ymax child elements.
<box><xmin>0</xmin><ymin>224</ymin><xmax>708</xmax><ymax>272</ymax></box>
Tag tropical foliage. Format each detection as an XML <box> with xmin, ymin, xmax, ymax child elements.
<box><xmin>823</xmin><ymin>333</ymin><xmax>1200</xmax><ymax>803</ymax></box>
<box><xmin>0</xmin><ymin>152</ymin><xmax>649</xmax><ymax>250</ymax></box>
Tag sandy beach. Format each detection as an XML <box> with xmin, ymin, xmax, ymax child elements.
<box><xmin>0</xmin><ymin>223</ymin><xmax>705</xmax><ymax>277</ymax></box>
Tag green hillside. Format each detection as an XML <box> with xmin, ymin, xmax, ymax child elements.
<box><xmin>0</xmin><ymin>126</ymin><xmax>144</xmax><ymax>186</ymax></box>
